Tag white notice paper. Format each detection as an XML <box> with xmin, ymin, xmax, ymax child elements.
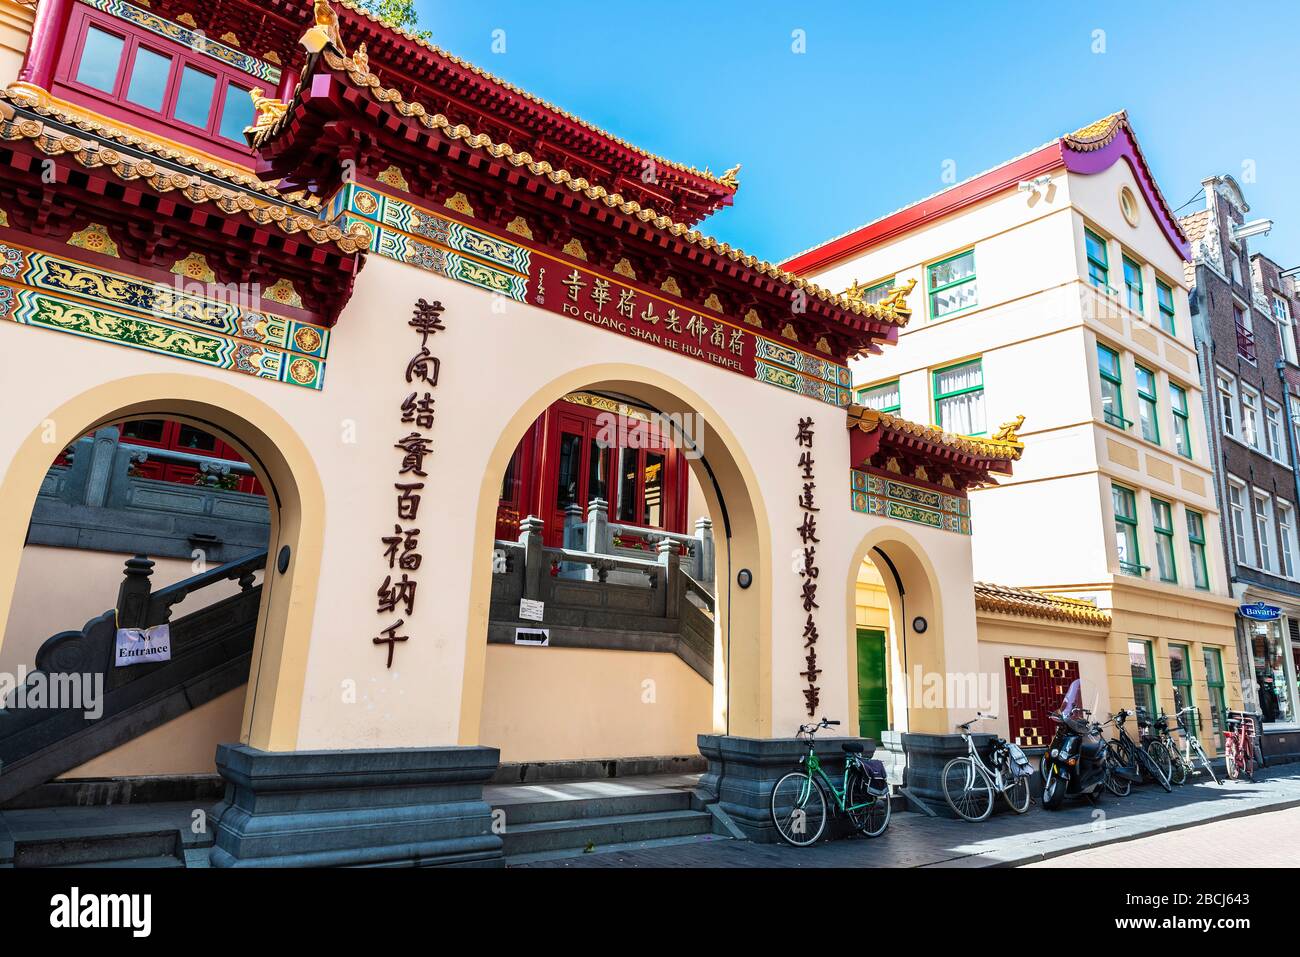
<box><xmin>519</xmin><ymin>598</ymin><xmax>545</xmax><ymax>622</ymax></box>
<box><xmin>114</xmin><ymin>624</ymin><xmax>172</xmax><ymax>667</ymax></box>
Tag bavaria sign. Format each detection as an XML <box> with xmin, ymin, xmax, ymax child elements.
<box><xmin>1238</xmin><ymin>602</ymin><xmax>1282</xmax><ymax>622</ymax></box>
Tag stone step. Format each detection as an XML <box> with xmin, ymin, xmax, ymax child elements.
<box><xmin>492</xmin><ymin>789</ymin><xmax>694</xmax><ymax>826</ymax></box>
<box><xmin>13</xmin><ymin>828</ymin><xmax>185</xmax><ymax>868</ymax></box>
<box><xmin>502</xmin><ymin>808</ymin><xmax>712</xmax><ymax>858</ymax></box>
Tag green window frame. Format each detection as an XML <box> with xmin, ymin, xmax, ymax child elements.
<box><xmin>1123</xmin><ymin>255</ymin><xmax>1145</xmax><ymax>314</ymax></box>
<box><xmin>1128</xmin><ymin>639</ymin><xmax>1158</xmax><ymax>717</ymax></box>
<box><xmin>1169</xmin><ymin>643</ymin><xmax>1193</xmax><ymax>717</ymax></box>
<box><xmin>1152</xmin><ymin>497</ymin><xmax>1177</xmax><ymax>583</ymax></box>
<box><xmin>856</xmin><ymin>379</ymin><xmax>900</xmax><ymax>413</ymax></box>
<box><xmin>1157</xmin><ymin>279</ymin><xmax>1176</xmax><ymax>335</ymax></box>
<box><xmin>1085</xmin><ymin>229</ymin><xmax>1110</xmax><ymax>289</ymax></box>
<box><xmin>932</xmin><ymin>359</ymin><xmax>985</xmax><ymax>435</ymax></box>
<box><xmin>927</xmin><ymin>250</ymin><xmax>977</xmax><ymax>319</ymax></box>
<box><xmin>1187</xmin><ymin>508</ymin><xmax>1210</xmax><ymax>590</ymax></box>
<box><xmin>1113</xmin><ymin>483</ymin><xmax>1145</xmax><ymax>576</ymax></box>
<box><xmin>1135</xmin><ymin>364</ymin><xmax>1160</xmax><ymax>444</ymax></box>
<box><xmin>1203</xmin><ymin>647</ymin><xmax>1226</xmax><ymax>747</ymax></box>
<box><xmin>1170</xmin><ymin>383</ymin><xmax>1192</xmax><ymax>458</ymax></box>
<box><xmin>860</xmin><ymin>278</ymin><xmax>896</xmax><ymax>307</ymax></box>
<box><xmin>1097</xmin><ymin>343</ymin><xmax>1130</xmax><ymax>429</ymax></box>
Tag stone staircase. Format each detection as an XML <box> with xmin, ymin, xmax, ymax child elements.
<box><xmin>486</xmin><ymin>773</ymin><xmax>724</xmax><ymax>864</ymax></box>
<box><xmin>0</xmin><ymin>800</ymin><xmax>213</xmax><ymax>868</ymax></box>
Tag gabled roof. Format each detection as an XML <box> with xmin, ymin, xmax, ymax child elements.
<box><xmin>974</xmin><ymin>582</ymin><xmax>1111</xmax><ymax>628</ymax></box>
<box><xmin>847</xmin><ymin>405</ymin><xmax>1023</xmax><ymax>464</ymax></box>
<box><xmin>782</xmin><ymin>112</ymin><xmax>1190</xmax><ymax>276</ymax></box>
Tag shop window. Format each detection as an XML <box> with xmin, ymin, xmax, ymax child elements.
<box><xmin>1123</xmin><ymin>255</ymin><xmax>1144</xmax><ymax>314</ymax></box>
<box><xmin>1168</xmin><ymin>644</ymin><xmax>1193</xmax><ymax>716</ymax></box>
<box><xmin>1157</xmin><ymin>279</ymin><xmax>1176</xmax><ymax>336</ymax></box>
<box><xmin>1203</xmin><ymin>648</ymin><xmax>1226</xmax><ymax>749</ymax></box>
<box><xmin>1186</xmin><ymin>509</ymin><xmax>1211</xmax><ymax>590</ymax></box>
<box><xmin>933</xmin><ymin>360</ymin><xmax>984</xmax><ymax>435</ymax></box>
<box><xmin>1085</xmin><ymin>229</ymin><xmax>1110</xmax><ymax>290</ymax></box>
<box><xmin>856</xmin><ymin>380</ymin><xmax>900</xmax><ymax>413</ymax></box>
<box><xmin>1112</xmin><ymin>484</ymin><xmax>1144</xmax><ymax>576</ymax></box>
<box><xmin>1097</xmin><ymin>343</ymin><xmax>1128</xmax><ymax>429</ymax></box>
<box><xmin>1151</xmin><ymin>498</ymin><xmax>1176</xmax><ymax>583</ymax></box>
<box><xmin>1250</xmin><ymin>618</ymin><xmax>1296</xmax><ymax>725</ymax></box>
<box><xmin>1135</xmin><ymin>364</ymin><xmax>1160</xmax><ymax>444</ymax></box>
<box><xmin>927</xmin><ymin>250</ymin><xmax>977</xmax><ymax>319</ymax></box>
<box><xmin>1003</xmin><ymin>656</ymin><xmax>1080</xmax><ymax>749</ymax></box>
<box><xmin>1128</xmin><ymin>639</ymin><xmax>1157</xmax><ymax>717</ymax></box>
<box><xmin>1170</xmin><ymin>382</ymin><xmax>1192</xmax><ymax>458</ymax></box>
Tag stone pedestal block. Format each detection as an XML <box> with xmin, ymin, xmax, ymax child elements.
<box><xmin>211</xmin><ymin>744</ymin><xmax>503</xmax><ymax>867</ymax></box>
<box><xmin>698</xmin><ymin>733</ymin><xmax>876</xmax><ymax>843</ymax></box>
<box><xmin>900</xmin><ymin>731</ymin><xmax>996</xmax><ymax>818</ymax></box>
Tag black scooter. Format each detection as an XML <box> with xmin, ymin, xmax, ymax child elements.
<box><xmin>1040</xmin><ymin>709</ymin><xmax>1117</xmax><ymax>809</ymax></box>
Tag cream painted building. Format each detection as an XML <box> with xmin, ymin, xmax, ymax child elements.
<box><xmin>789</xmin><ymin>114</ymin><xmax>1242</xmax><ymax>751</ymax></box>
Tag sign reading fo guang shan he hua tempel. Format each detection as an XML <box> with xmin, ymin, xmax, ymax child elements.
<box><xmin>329</xmin><ymin>184</ymin><xmax>854</xmax><ymax>407</ymax></box>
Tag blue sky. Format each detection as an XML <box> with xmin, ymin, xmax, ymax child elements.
<box><xmin>417</xmin><ymin>0</ymin><xmax>1299</xmax><ymax>268</ymax></box>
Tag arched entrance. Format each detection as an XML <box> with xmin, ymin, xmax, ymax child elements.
<box><xmin>0</xmin><ymin>374</ymin><xmax>325</xmax><ymax>758</ymax></box>
<box><xmin>458</xmin><ymin>364</ymin><xmax>772</xmax><ymax>762</ymax></box>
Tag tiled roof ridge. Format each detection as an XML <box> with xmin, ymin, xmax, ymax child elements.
<box><xmin>263</xmin><ymin>49</ymin><xmax>911</xmax><ymax>326</ymax></box>
<box><xmin>847</xmin><ymin>405</ymin><xmax>1024</xmax><ymax>461</ymax></box>
<box><xmin>974</xmin><ymin>581</ymin><xmax>1111</xmax><ymax>627</ymax></box>
<box><xmin>334</xmin><ymin>0</ymin><xmax>735</xmax><ymax>192</ymax></box>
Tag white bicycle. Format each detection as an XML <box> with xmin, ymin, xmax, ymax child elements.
<box><xmin>941</xmin><ymin>712</ymin><xmax>1033</xmax><ymax>821</ymax></box>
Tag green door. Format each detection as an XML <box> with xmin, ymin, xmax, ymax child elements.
<box><xmin>856</xmin><ymin>627</ymin><xmax>889</xmax><ymax>741</ymax></box>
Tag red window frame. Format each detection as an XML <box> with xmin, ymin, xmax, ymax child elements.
<box><xmin>53</xmin><ymin>5</ymin><xmax>261</xmax><ymax>161</ymax></box>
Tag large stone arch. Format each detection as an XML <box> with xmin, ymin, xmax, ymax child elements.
<box><xmin>0</xmin><ymin>372</ymin><xmax>326</xmax><ymax>752</ymax></box>
<box><xmin>457</xmin><ymin>361</ymin><xmax>774</xmax><ymax>748</ymax></box>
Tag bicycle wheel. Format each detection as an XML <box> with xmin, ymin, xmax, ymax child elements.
<box><xmin>1224</xmin><ymin>737</ymin><xmax>1239</xmax><ymax>780</ymax></box>
<box><xmin>846</xmin><ymin>771</ymin><xmax>890</xmax><ymax>837</ymax></box>
<box><xmin>1104</xmin><ymin>741</ymin><xmax>1131</xmax><ymax>797</ymax></box>
<box><xmin>1145</xmin><ymin>740</ymin><xmax>1173</xmax><ymax>787</ymax></box>
<box><xmin>941</xmin><ymin>756</ymin><xmax>994</xmax><ymax>822</ymax></box>
<box><xmin>770</xmin><ymin>771</ymin><xmax>828</xmax><ymax>846</ymax></box>
<box><xmin>1168</xmin><ymin>746</ymin><xmax>1187</xmax><ymax>786</ymax></box>
<box><xmin>1144</xmin><ymin>738</ymin><xmax>1175</xmax><ymax>790</ymax></box>
<box><xmin>1003</xmin><ymin>773</ymin><xmax>1031</xmax><ymax>814</ymax></box>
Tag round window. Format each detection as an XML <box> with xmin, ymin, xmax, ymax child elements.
<box><xmin>1119</xmin><ymin>186</ymin><xmax>1139</xmax><ymax>227</ymax></box>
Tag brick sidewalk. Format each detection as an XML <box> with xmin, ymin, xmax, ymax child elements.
<box><xmin>512</xmin><ymin>765</ymin><xmax>1300</xmax><ymax>868</ymax></box>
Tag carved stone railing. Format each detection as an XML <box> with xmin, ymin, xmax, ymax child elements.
<box><xmin>0</xmin><ymin>549</ymin><xmax>266</xmax><ymax>803</ymax></box>
<box><xmin>561</xmin><ymin>498</ymin><xmax>714</xmax><ymax>590</ymax></box>
<box><xmin>490</xmin><ymin>516</ymin><xmax>714</xmax><ymax>680</ymax></box>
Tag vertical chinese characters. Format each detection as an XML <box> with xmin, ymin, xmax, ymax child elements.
<box><xmin>796</xmin><ymin>416</ymin><xmax>821</xmax><ymax>716</ymax></box>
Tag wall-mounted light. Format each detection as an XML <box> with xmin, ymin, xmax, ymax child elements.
<box><xmin>736</xmin><ymin>568</ymin><xmax>752</xmax><ymax>589</ymax></box>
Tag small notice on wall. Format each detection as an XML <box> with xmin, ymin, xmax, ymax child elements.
<box><xmin>515</xmin><ymin>628</ymin><xmax>550</xmax><ymax>646</ymax></box>
<box><xmin>519</xmin><ymin>598</ymin><xmax>545</xmax><ymax>622</ymax></box>
<box><xmin>114</xmin><ymin>624</ymin><xmax>172</xmax><ymax>667</ymax></box>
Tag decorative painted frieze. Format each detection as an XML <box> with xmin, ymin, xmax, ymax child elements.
<box><xmin>850</xmin><ymin>469</ymin><xmax>972</xmax><ymax>535</ymax></box>
<box><xmin>328</xmin><ymin>182</ymin><xmax>851</xmax><ymax>407</ymax></box>
<box><xmin>0</xmin><ymin>241</ymin><xmax>328</xmax><ymax>389</ymax></box>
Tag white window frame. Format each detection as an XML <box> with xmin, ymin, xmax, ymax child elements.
<box><xmin>1254</xmin><ymin>490</ymin><xmax>1276</xmax><ymax>573</ymax></box>
<box><xmin>1279</xmin><ymin>500</ymin><xmax>1298</xmax><ymax>578</ymax></box>
<box><xmin>1274</xmin><ymin>295</ymin><xmax>1297</xmax><ymax>365</ymax></box>
<box><xmin>1228</xmin><ymin>477</ymin><xmax>1255</xmax><ymax>567</ymax></box>
<box><xmin>1265</xmin><ymin>399</ymin><xmax>1285</xmax><ymax>461</ymax></box>
<box><xmin>1217</xmin><ymin>371</ymin><xmax>1237</xmax><ymax>438</ymax></box>
<box><xmin>1240</xmin><ymin>384</ymin><xmax>1262</xmax><ymax>449</ymax></box>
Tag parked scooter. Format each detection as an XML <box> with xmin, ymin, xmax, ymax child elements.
<box><xmin>1040</xmin><ymin>709</ymin><xmax>1116</xmax><ymax>809</ymax></box>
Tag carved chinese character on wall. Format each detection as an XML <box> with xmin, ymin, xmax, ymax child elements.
<box><xmin>796</xmin><ymin>416</ymin><xmax>821</xmax><ymax>716</ymax></box>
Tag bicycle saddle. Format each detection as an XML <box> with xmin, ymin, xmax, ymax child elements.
<box><xmin>841</xmin><ymin>742</ymin><xmax>865</xmax><ymax>754</ymax></box>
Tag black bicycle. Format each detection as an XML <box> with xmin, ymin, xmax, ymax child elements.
<box><xmin>1108</xmin><ymin>708</ymin><xmax>1172</xmax><ymax>792</ymax></box>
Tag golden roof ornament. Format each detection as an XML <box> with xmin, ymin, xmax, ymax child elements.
<box><xmin>988</xmin><ymin>415</ymin><xmax>1026</xmax><ymax>446</ymax></box>
<box><xmin>244</xmin><ymin>87</ymin><xmax>288</xmax><ymax>136</ymax></box>
<box><xmin>353</xmin><ymin>41</ymin><xmax>369</xmax><ymax>74</ymax></box>
<box><xmin>301</xmin><ymin>0</ymin><xmax>347</xmax><ymax>57</ymax></box>
<box><xmin>719</xmin><ymin>163</ymin><xmax>741</xmax><ymax>189</ymax></box>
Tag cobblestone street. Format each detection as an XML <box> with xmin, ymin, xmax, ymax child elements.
<box><xmin>513</xmin><ymin>766</ymin><xmax>1300</xmax><ymax>868</ymax></box>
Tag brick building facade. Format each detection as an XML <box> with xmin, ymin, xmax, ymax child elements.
<box><xmin>1184</xmin><ymin>174</ymin><xmax>1300</xmax><ymax>761</ymax></box>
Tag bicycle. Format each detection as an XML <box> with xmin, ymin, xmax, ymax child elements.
<box><xmin>1107</xmin><ymin>708</ymin><xmax>1172</xmax><ymax>793</ymax></box>
<box><xmin>1224</xmin><ymin>710</ymin><xmax>1260</xmax><ymax>781</ymax></box>
<box><xmin>940</xmin><ymin>711</ymin><xmax>1032</xmax><ymax>821</ymax></box>
<box><xmin>769</xmin><ymin>717</ymin><xmax>891</xmax><ymax>846</ymax></box>
<box><xmin>1136</xmin><ymin>708</ymin><xmax>1175</xmax><ymax>784</ymax></box>
<box><xmin>1095</xmin><ymin>716</ymin><xmax>1134</xmax><ymax>797</ymax></box>
<box><xmin>1149</xmin><ymin>709</ymin><xmax>1189</xmax><ymax>785</ymax></box>
<box><xmin>1170</xmin><ymin>702</ymin><xmax>1216</xmax><ymax>785</ymax></box>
